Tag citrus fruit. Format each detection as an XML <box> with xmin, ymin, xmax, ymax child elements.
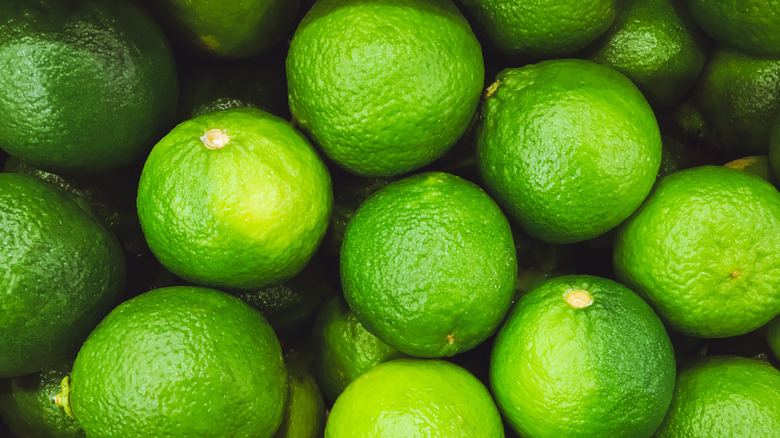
<box><xmin>0</xmin><ymin>173</ymin><xmax>125</xmax><ymax>378</ymax></box>
<box><xmin>312</xmin><ymin>295</ymin><xmax>408</xmax><ymax>401</ymax></box>
<box><xmin>457</xmin><ymin>0</ymin><xmax>617</xmax><ymax>60</ymax></box>
<box><xmin>654</xmin><ymin>355</ymin><xmax>780</xmax><ymax>437</ymax></box>
<box><xmin>325</xmin><ymin>358</ymin><xmax>503</xmax><ymax>437</ymax></box>
<box><xmin>67</xmin><ymin>286</ymin><xmax>287</xmax><ymax>437</ymax></box>
<box><xmin>177</xmin><ymin>56</ymin><xmax>290</xmax><ymax>121</ymax></box>
<box><xmin>692</xmin><ymin>45</ymin><xmax>780</xmax><ymax>156</ymax></box>
<box><xmin>273</xmin><ymin>348</ymin><xmax>326</xmax><ymax>438</ymax></box>
<box><xmin>137</xmin><ymin>107</ymin><xmax>332</xmax><ymax>290</ymax></box>
<box><xmin>0</xmin><ymin>361</ymin><xmax>84</xmax><ymax>438</ymax></box>
<box><xmin>232</xmin><ymin>255</ymin><xmax>333</xmax><ymax>338</ymax></box>
<box><xmin>287</xmin><ymin>0</ymin><xmax>484</xmax><ymax>177</ymax></box>
<box><xmin>340</xmin><ymin>171</ymin><xmax>517</xmax><ymax>357</ymax></box>
<box><xmin>614</xmin><ymin>165</ymin><xmax>780</xmax><ymax>338</ymax></box>
<box><xmin>149</xmin><ymin>0</ymin><xmax>300</xmax><ymax>59</ymax></box>
<box><xmin>768</xmin><ymin>316</ymin><xmax>780</xmax><ymax>361</ymax></box>
<box><xmin>724</xmin><ymin>155</ymin><xmax>779</xmax><ymax>187</ymax></box>
<box><xmin>584</xmin><ymin>0</ymin><xmax>709</xmax><ymax>108</ymax></box>
<box><xmin>322</xmin><ymin>175</ymin><xmax>394</xmax><ymax>258</ymax></box>
<box><xmin>476</xmin><ymin>59</ymin><xmax>661</xmax><ymax>244</ymax></box>
<box><xmin>0</xmin><ymin>0</ymin><xmax>177</xmax><ymax>174</ymax></box>
<box><xmin>490</xmin><ymin>275</ymin><xmax>675</xmax><ymax>438</ymax></box>
<box><xmin>686</xmin><ymin>0</ymin><xmax>780</xmax><ymax>57</ymax></box>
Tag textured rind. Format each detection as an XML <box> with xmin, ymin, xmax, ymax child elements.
<box><xmin>0</xmin><ymin>173</ymin><xmax>125</xmax><ymax>377</ymax></box>
<box><xmin>137</xmin><ymin>108</ymin><xmax>333</xmax><ymax>290</ymax></box>
<box><xmin>0</xmin><ymin>0</ymin><xmax>177</xmax><ymax>174</ymax></box>
<box><xmin>476</xmin><ymin>59</ymin><xmax>661</xmax><ymax>244</ymax></box>
<box><xmin>287</xmin><ymin>0</ymin><xmax>484</xmax><ymax>177</ymax></box>
<box><xmin>686</xmin><ymin>0</ymin><xmax>780</xmax><ymax>56</ymax></box>
<box><xmin>272</xmin><ymin>351</ymin><xmax>326</xmax><ymax>438</ymax></box>
<box><xmin>584</xmin><ymin>0</ymin><xmax>709</xmax><ymax>107</ymax></box>
<box><xmin>340</xmin><ymin>172</ymin><xmax>517</xmax><ymax>357</ymax></box>
<box><xmin>654</xmin><ymin>356</ymin><xmax>780</xmax><ymax>437</ymax></box>
<box><xmin>152</xmin><ymin>0</ymin><xmax>300</xmax><ymax>59</ymax></box>
<box><xmin>614</xmin><ymin>166</ymin><xmax>780</xmax><ymax>337</ymax></box>
<box><xmin>490</xmin><ymin>275</ymin><xmax>676</xmax><ymax>438</ymax></box>
<box><xmin>325</xmin><ymin>359</ymin><xmax>503</xmax><ymax>437</ymax></box>
<box><xmin>312</xmin><ymin>296</ymin><xmax>407</xmax><ymax>401</ymax></box>
<box><xmin>70</xmin><ymin>286</ymin><xmax>287</xmax><ymax>438</ymax></box>
<box><xmin>0</xmin><ymin>362</ymin><xmax>84</xmax><ymax>438</ymax></box>
<box><xmin>694</xmin><ymin>46</ymin><xmax>780</xmax><ymax>155</ymax></box>
<box><xmin>457</xmin><ymin>0</ymin><xmax>617</xmax><ymax>59</ymax></box>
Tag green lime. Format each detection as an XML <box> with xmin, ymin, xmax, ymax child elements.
<box><xmin>686</xmin><ymin>0</ymin><xmax>780</xmax><ymax>57</ymax></box>
<box><xmin>0</xmin><ymin>173</ymin><xmax>125</xmax><ymax>378</ymax></box>
<box><xmin>232</xmin><ymin>255</ymin><xmax>334</xmax><ymax>339</ymax></box>
<box><xmin>273</xmin><ymin>348</ymin><xmax>326</xmax><ymax>438</ymax></box>
<box><xmin>490</xmin><ymin>275</ymin><xmax>675</xmax><ymax>438</ymax></box>
<box><xmin>768</xmin><ymin>316</ymin><xmax>780</xmax><ymax>361</ymax></box>
<box><xmin>312</xmin><ymin>295</ymin><xmax>408</xmax><ymax>402</ymax></box>
<box><xmin>287</xmin><ymin>0</ymin><xmax>484</xmax><ymax>177</ymax></box>
<box><xmin>0</xmin><ymin>0</ymin><xmax>177</xmax><ymax>174</ymax></box>
<box><xmin>325</xmin><ymin>358</ymin><xmax>503</xmax><ymax>437</ymax></box>
<box><xmin>0</xmin><ymin>362</ymin><xmax>84</xmax><ymax>438</ymax></box>
<box><xmin>457</xmin><ymin>0</ymin><xmax>617</xmax><ymax>60</ymax></box>
<box><xmin>584</xmin><ymin>0</ymin><xmax>709</xmax><ymax>108</ymax></box>
<box><xmin>322</xmin><ymin>175</ymin><xmax>395</xmax><ymax>258</ymax></box>
<box><xmin>341</xmin><ymin>172</ymin><xmax>517</xmax><ymax>357</ymax></box>
<box><xmin>177</xmin><ymin>57</ymin><xmax>290</xmax><ymax>121</ymax></box>
<box><xmin>614</xmin><ymin>166</ymin><xmax>780</xmax><ymax>337</ymax></box>
<box><xmin>476</xmin><ymin>59</ymin><xmax>661</xmax><ymax>243</ymax></box>
<box><xmin>724</xmin><ymin>155</ymin><xmax>780</xmax><ymax>187</ymax></box>
<box><xmin>692</xmin><ymin>45</ymin><xmax>780</xmax><ymax>156</ymax></box>
<box><xmin>149</xmin><ymin>0</ymin><xmax>300</xmax><ymax>59</ymax></box>
<box><xmin>654</xmin><ymin>355</ymin><xmax>780</xmax><ymax>436</ymax></box>
<box><xmin>137</xmin><ymin>107</ymin><xmax>332</xmax><ymax>290</ymax></box>
<box><xmin>68</xmin><ymin>286</ymin><xmax>287</xmax><ymax>437</ymax></box>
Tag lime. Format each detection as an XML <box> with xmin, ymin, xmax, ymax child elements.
<box><xmin>287</xmin><ymin>0</ymin><xmax>484</xmax><ymax>177</ymax></box>
<box><xmin>149</xmin><ymin>0</ymin><xmax>300</xmax><ymax>59</ymax></box>
<box><xmin>321</xmin><ymin>175</ymin><xmax>395</xmax><ymax>258</ymax></box>
<box><xmin>0</xmin><ymin>173</ymin><xmax>125</xmax><ymax>378</ymax></box>
<box><xmin>325</xmin><ymin>358</ymin><xmax>503</xmax><ymax>437</ymax></box>
<box><xmin>490</xmin><ymin>275</ymin><xmax>675</xmax><ymax>438</ymax></box>
<box><xmin>686</xmin><ymin>0</ymin><xmax>780</xmax><ymax>57</ymax></box>
<box><xmin>614</xmin><ymin>166</ymin><xmax>780</xmax><ymax>337</ymax></box>
<box><xmin>0</xmin><ymin>362</ymin><xmax>84</xmax><ymax>438</ymax></box>
<box><xmin>654</xmin><ymin>355</ymin><xmax>780</xmax><ymax>436</ymax></box>
<box><xmin>476</xmin><ymin>59</ymin><xmax>661</xmax><ymax>243</ymax></box>
<box><xmin>457</xmin><ymin>0</ymin><xmax>617</xmax><ymax>60</ymax></box>
<box><xmin>137</xmin><ymin>107</ymin><xmax>332</xmax><ymax>290</ymax></box>
<box><xmin>67</xmin><ymin>286</ymin><xmax>287</xmax><ymax>437</ymax></box>
<box><xmin>693</xmin><ymin>45</ymin><xmax>780</xmax><ymax>156</ymax></box>
<box><xmin>273</xmin><ymin>348</ymin><xmax>326</xmax><ymax>438</ymax></box>
<box><xmin>232</xmin><ymin>255</ymin><xmax>333</xmax><ymax>339</ymax></box>
<box><xmin>0</xmin><ymin>0</ymin><xmax>177</xmax><ymax>174</ymax></box>
<box><xmin>341</xmin><ymin>172</ymin><xmax>517</xmax><ymax>357</ymax></box>
<box><xmin>312</xmin><ymin>295</ymin><xmax>408</xmax><ymax>401</ymax></box>
<box><xmin>724</xmin><ymin>155</ymin><xmax>779</xmax><ymax>187</ymax></box>
<box><xmin>584</xmin><ymin>0</ymin><xmax>709</xmax><ymax>108</ymax></box>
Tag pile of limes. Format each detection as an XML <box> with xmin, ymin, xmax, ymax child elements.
<box><xmin>2</xmin><ymin>0</ymin><xmax>780</xmax><ymax>437</ymax></box>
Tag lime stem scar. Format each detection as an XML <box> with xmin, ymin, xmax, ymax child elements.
<box><xmin>565</xmin><ymin>290</ymin><xmax>593</xmax><ymax>308</ymax></box>
<box><xmin>201</xmin><ymin>129</ymin><xmax>230</xmax><ymax>149</ymax></box>
<box><xmin>730</xmin><ymin>269</ymin><xmax>740</xmax><ymax>278</ymax></box>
